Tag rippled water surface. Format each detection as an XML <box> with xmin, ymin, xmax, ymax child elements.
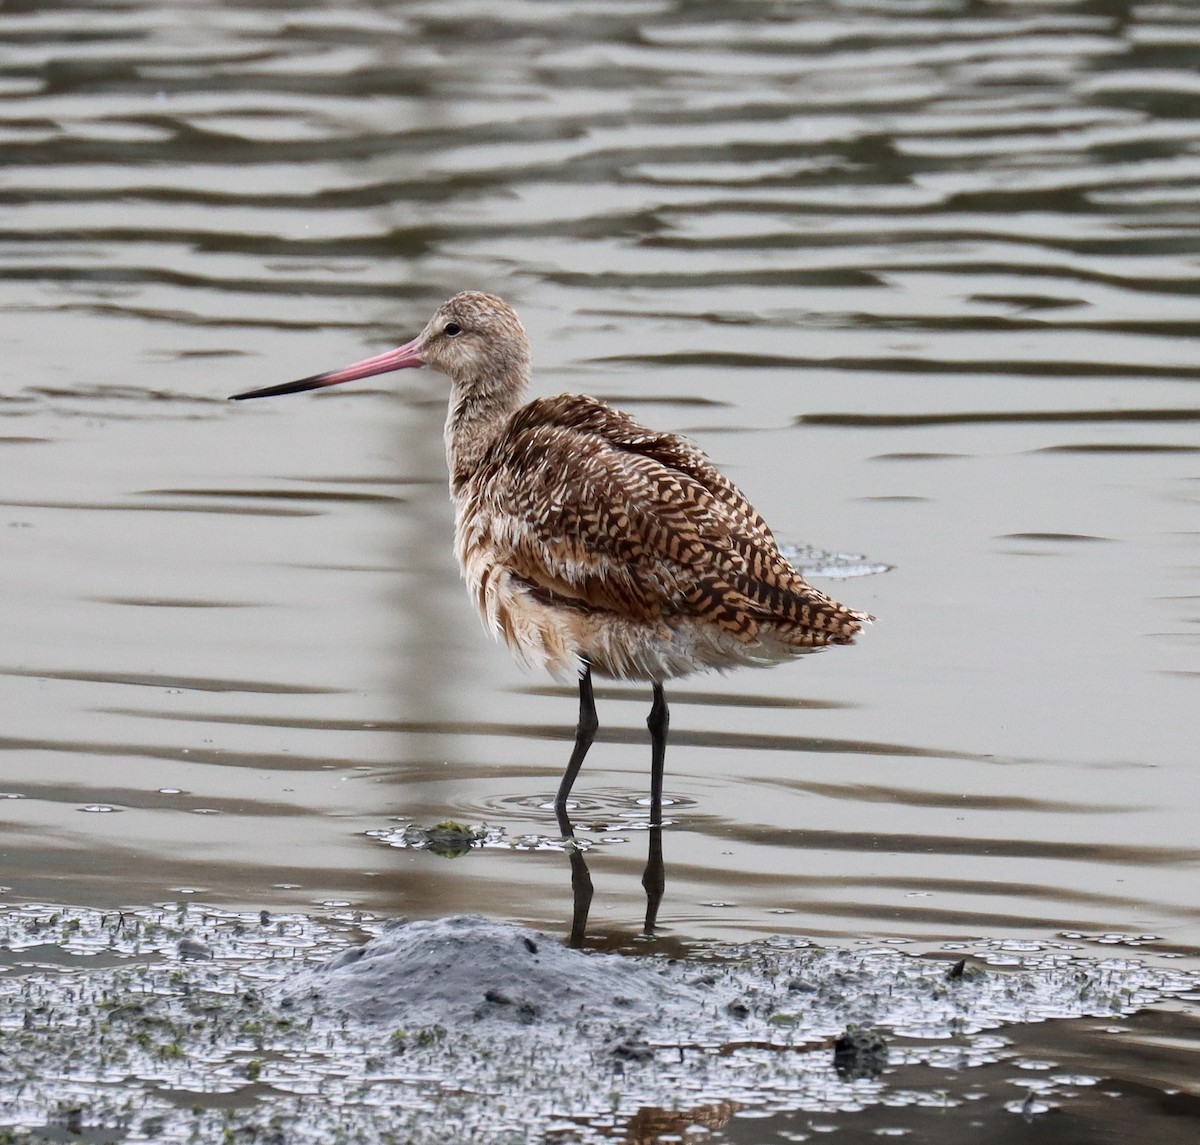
<box><xmin>2</xmin><ymin>0</ymin><xmax>1199</xmax><ymax>1138</ymax></box>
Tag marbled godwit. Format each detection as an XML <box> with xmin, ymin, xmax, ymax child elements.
<box><xmin>231</xmin><ymin>292</ymin><xmax>871</xmax><ymax>809</ymax></box>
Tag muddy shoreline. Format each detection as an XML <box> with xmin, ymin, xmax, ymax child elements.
<box><xmin>2</xmin><ymin>903</ymin><xmax>1198</xmax><ymax>1143</ymax></box>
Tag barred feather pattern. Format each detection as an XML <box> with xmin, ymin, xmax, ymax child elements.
<box><xmin>451</xmin><ymin>390</ymin><xmax>872</xmax><ymax>683</ymax></box>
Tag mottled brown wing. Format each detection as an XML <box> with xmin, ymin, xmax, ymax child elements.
<box><xmin>480</xmin><ymin>396</ymin><xmax>866</xmax><ymax>643</ymax></box>
<box><xmin>472</xmin><ymin>422</ymin><xmax>670</xmax><ymax>623</ymax></box>
<box><xmin>508</xmin><ymin>394</ymin><xmax>775</xmax><ymax>542</ymax></box>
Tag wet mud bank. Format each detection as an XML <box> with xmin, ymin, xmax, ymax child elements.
<box><xmin>2</xmin><ymin>905</ymin><xmax>1198</xmax><ymax>1143</ymax></box>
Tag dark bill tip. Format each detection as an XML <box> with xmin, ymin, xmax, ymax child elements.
<box><xmin>228</xmin><ymin>372</ymin><xmax>338</xmax><ymax>401</ymax></box>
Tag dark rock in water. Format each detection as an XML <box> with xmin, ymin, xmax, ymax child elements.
<box><xmin>833</xmin><ymin>1025</ymin><xmax>889</xmax><ymax>1079</ymax></box>
<box><xmin>283</xmin><ymin>915</ymin><xmax>704</xmax><ymax>1028</ymax></box>
<box><xmin>392</xmin><ymin>820</ymin><xmax>490</xmax><ymax>857</ymax></box>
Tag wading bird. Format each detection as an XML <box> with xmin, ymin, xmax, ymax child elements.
<box><xmin>231</xmin><ymin>292</ymin><xmax>871</xmax><ymax>811</ymax></box>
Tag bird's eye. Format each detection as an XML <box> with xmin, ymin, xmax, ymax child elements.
<box><xmin>443</xmin><ymin>323</ymin><xmax>462</xmax><ymax>337</ymax></box>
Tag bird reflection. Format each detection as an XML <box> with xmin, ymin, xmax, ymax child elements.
<box><xmin>624</xmin><ymin>1100</ymin><xmax>738</xmax><ymax>1143</ymax></box>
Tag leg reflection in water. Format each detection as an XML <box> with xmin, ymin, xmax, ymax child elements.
<box><xmin>555</xmin><ymin>804</ymin><xmax>595</xmax><ymax>949</ymax></box>
<box><xmin>556</xmin><ymin>804</ymin><xmax>666</xmax><ymax>948</ymax></box>
<box><xmin>554</xmin><ymin>680</ymin><xmax>670</xmax><ymax>947</ymax></box>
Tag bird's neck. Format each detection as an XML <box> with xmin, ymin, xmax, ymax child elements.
<box><xmin>444</xmin><ymin>372</ymin><xmax>527</xmax><ymax>492</ymax></box>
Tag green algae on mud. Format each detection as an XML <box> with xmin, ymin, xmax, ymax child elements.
<box><xmin>1</xmin><ymin>905</ymin><xmax>1199</xmax><ymax>1144</ymax></box>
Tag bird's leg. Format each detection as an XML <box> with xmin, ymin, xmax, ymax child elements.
<box><xmin>555</xmin><ymin>665</ymin><xmax>597</xmax><ymax>945</ymax></box>
<box><xmin>642</xmin><ymin>683</ymin><xmax>668</xmax><ymax>933</ymax></box>
<box><xmin>646</xmin><ymin>682</ymin><xmax>668</xmax><ymax>814</ymax></box>
<box><xmin>555</xmin><ymin>661</ymin><xmax>597</xmax><ymax>810</ymax></box>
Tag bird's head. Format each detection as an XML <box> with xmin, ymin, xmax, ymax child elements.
<box><xmin>418</xmin><ymin>292</ymin><xmax>530</xmax><ymax>392</ymax></box>
<box><xmin>228</xmin><ymin>290</ymin><xmax>530</xmax><ymax>402</ymax></box>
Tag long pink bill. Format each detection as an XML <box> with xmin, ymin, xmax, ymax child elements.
<box><xmin>228</xmin><ymin>335</ymin><xmax>425</xmax><ymax>401</ymax></box>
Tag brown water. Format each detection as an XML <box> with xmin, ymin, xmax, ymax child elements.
<box><xmin>2</xmin><ymin>0</ymin><xmax>1199</xmax><ymax>1138</ymax></box>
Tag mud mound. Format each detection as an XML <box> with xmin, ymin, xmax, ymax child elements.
<box><xmin>285</xmin><ymin>914</ymin><xmax>701</xmax><ymax>1027</ymax></box>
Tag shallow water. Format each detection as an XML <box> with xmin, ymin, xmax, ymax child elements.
<box><xmin>2</xmin><ymin>0</ymin><xmax>1199</xmax><ymax>1138</ymax></box>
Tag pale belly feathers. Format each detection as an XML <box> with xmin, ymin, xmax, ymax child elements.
<box><xmin>453</xmin><ymin>507</ymin><xmax>813</xmax><ymax>684</ymax></box>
